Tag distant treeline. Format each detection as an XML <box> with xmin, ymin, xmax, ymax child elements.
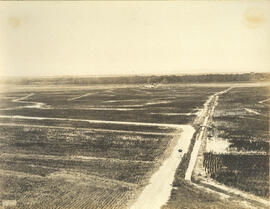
<box><xmin>2</xmin><ymin>73</ymin><xmax>270</xmax><ymax>85</ymax></box>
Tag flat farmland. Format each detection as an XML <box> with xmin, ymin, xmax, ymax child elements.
<box><xmin>0</xmin><ymin>85</ymin><xmax>225</xmax><ymax>209</ymax></box>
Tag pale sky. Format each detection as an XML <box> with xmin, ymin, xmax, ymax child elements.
<box><xmin>0</xmin><ymin>1</ymin><xmax>270</xmax><ymax>77</ymax></box>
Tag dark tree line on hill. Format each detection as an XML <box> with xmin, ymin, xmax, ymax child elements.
<box><xmin>2</xmin><ymin>72</ymin><xmax>270</xmax><ymax>85</ymax></box>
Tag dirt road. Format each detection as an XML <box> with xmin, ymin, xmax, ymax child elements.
<box><xmin>185</xmin><ymin>88</ymin><xmax>232</xmax><ymax>180</ymax></box>
<box><xmin>129</xmin><ymin>89</ymin><xmax>232</xmax><ymax>209</ymax></box>
<box><xmin>130</xmin><ymin>125</ymin><xmax>195</xmax><ymax>209</ymax></box>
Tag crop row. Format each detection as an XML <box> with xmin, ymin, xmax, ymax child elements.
<box><xmin>203</xmin><ymin>153</ymin><xmax>269</xmax><ymax>197</ymax></box>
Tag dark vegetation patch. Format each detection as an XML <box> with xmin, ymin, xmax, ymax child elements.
<box><xmin>203</xmin><ymin>153</ymin><xmax>269</xmax><ymax>197</ymax></box>
<box><xmin>228</xmin><ymin>140</ymin><xmax>269</xmax><ymax>152</ymax></box>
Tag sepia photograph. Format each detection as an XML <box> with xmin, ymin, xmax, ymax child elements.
<box><xmin>0</xmin><ymin>1</ymin><xmax>269</xmax><ymax>208</ymax></box>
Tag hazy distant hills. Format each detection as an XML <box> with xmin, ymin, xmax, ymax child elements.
<box><xmin>2</xmin><ymin>72</ymin><xmax>270</xmax><ymax>85</ymax></box>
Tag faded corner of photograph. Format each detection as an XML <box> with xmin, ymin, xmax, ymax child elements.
<box><xmin>0</xmin><ymin>0</ymin><xmax>269</xmax><ymax>209</ymax></box>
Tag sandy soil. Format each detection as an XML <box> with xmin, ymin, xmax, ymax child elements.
<box><xmin>205</xmin><ymin>137</ymin><xmax>231</xmax><ymax>153</ymax></box>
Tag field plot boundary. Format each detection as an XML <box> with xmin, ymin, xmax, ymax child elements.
<box><xmin>0</xmin><ymin>115</ymin><xmax>181</xmax><ymax>128</ymax></box>
<box><xmin>0</xmin><ymin>153</ymin><xmax>154</xmax><ymax>165</ymax></box>
<box><xmin>0</xmin><ymin>122</ymin><xmax>175</xmax><ymax>136</ymax></box>
<box><xmin>244</xmin><ymin>108</ymin><xmax>261</xmax><ymax>115</ymax></box>
<box><xmin>2</xmin><ymin>93</ymin><xmax>50</xmax><ymax>110</ymax></box>
<box><xmin>67</xmin><ymin>93</ymin><xmax>93</xmax><ymax>101</ymax></box>
<box><xmin>13</xmin><ymin>93</ymin><xmax>35</xmax><ymax>102</ymax></box>
<box><xmin>258</xmin><ymin>98</ymin><xmax>270</xmax><ymax>104</ymax></box>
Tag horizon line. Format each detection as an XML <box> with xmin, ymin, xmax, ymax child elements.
<box><xmin>1</xmin><ymin>71</ymin><xmax>269</xmax><ymax>79</ymax></box>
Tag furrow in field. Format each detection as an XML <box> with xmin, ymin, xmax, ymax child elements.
<box><xmin>79</xmin><ymin>191</ymin><xmax>102</xmax><ymax>209</ymax></box>
<box><xmin>74</xmin><ymin>191</ymin><xmax>99</xmax><ymax>209</ymax></box>
<box><xmin>0</xmin><ymin>168</ymin><xmax>43</xmax><ymax>179</ymax></box>
<box><xmin>111</xmin><ymin>191</ymin><xmax>129</xmax><ymax>209</ymax></box>
<box><xmin>48</xmin><ymin>190</ymin><xmax>74</xmax><ymax>209</ymax></box>
<box><xmin>110</xmin><ymin>191</ymin><xmax>128</xmax><ymax>209</ymax></box>
<box><xmin>99</xmin><ymin>190</ymin><xmax>119</xmax><ymax>209</ymax></box>
<box><xmin>87</xmin><ymin>190</ymin><xmax>112</xmax><ymax>209</ymax></box>
<box><xmin>60</xmin><ymin>191</ymin><xmax>86</xmax><ymax>209</ymax></box>
<box><xmin>90</xmin><ymin>191</ymin><xmax>108</xmax><ymax>209</ymax></box>
<box><xmin>48</xmin><ymin>170</ymin><xmax>138</xmax><ymax>190</ymax></box>
<box><xmin>65</xmin><ymin>192</ymin><xmax>86</xmax><ymax>209</ymax></box>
